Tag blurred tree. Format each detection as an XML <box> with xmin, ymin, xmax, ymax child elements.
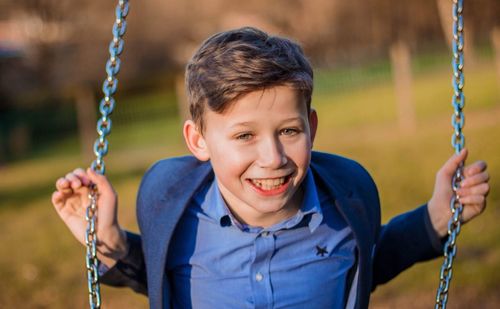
<box><xmin>1</xmin><ymin>0</ymin><xmax>499</xmax><ymax>162</ymax></box>
<box><xmin>0</xmin><ymin>0</ymin><xmax>76</xmax><ymax>159</ymax></box>
<box><xmin>492</xmin><ymin>27</ymin><xmax>500</xmax><ymax>98</ymax></box>
<box><xmin>390</xmin><ymin>40</ymin><xmax>416</xmax><ymax>134</ymax></box>
<box><xmin>366</xmin><ymin>0</ymin><xmax>424</xmax><ymax>133</ymax></box>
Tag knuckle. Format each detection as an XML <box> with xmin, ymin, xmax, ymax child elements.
<box><xmin>51</xmin><ymin>191</ymin><xmax>59</xmax><ymax>201</ymax></box>
<box><xmin>74</xmin><ymin>167</ymin><xmax>85</xmax><ymax>175</ymax></box>
<box><xmin>436</xmin><ymin>168</ymin><xmax>445</xmax><ymax>178</ymax></box>
<box><xmin>479</xmin><ymin>201</ymin><xmax>486</xmax><ymax>213</ymax></box>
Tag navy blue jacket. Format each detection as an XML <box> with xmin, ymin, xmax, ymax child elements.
<box><xmin>101</xmin><ymin>151</ymin><xmax>443</xmax><ymax>308</ymax></box>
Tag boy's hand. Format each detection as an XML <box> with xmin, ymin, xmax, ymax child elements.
<box><xmin>51</xmin><ymin>168</ymin><xmax>128</xmax><ymax>267</ymax></box>
<box><xmin>428</xmin><ymin>149</ymin><xmax>490</xmax><ymax>237</ymax></box>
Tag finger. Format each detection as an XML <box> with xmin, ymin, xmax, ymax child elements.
<box><xmin>440</xmin><ymin>148</ymin><xmax>468</xmax><ymax>176</ymax></box>
<box><xmin>463</xmin><ymin>160</ymin><xmax>487</xmax><ymax>177</ymax></box>
<box><xmin>73</xmin><ymin>168</ymin><xmax>91</xmax><ymax>186</ymax></box>
<box><xmin>461</xmin><ymin>202</ymin><xmax>487</xmax><ymax>223</ymax></box>
<box><xmin>51</xmin><ymin>191</ymin><xmax>85</xmax><ymax>225</ymax></box>
<box><xmin>459</xmin><ymin>195</ymin><xmax>486</xmax><ymax>206</ymax></box>
<box><xmin>56</xmin><ymin>177</ymin><xmax>69</xmax><ymax>189</ymax></box>
<box><xmin>65</xmin><ymin>172</ymin><xmax>82</xmax><ymax>190</ymax></box>
<box><xmin>461</xmin><ymin>171</ymin><xmax>489</xmax><ymax>188</ymax></box>
<box><xmin>52</xmin><ymin>191</ymin><xmax>64</xmax><ymax>209</ymax></box>
<box><xmin>458</xmin><ymin>183</ymin><xmax>490</xmax><ymax>197</ymax></box>
<box><xmin>56</xmin><ymin>177</ymin><xmax>73</xmax><ymax>194</ymax></box>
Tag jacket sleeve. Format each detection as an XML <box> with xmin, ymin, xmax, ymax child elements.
<box><xmin>99</xmin><ymin>231</ymin><xmax>148</xmax><ymax>295</ymax></box>
<box><xmin>372</xmin><ymin>204</ymin><xmax>445</xmax><ymax>289</ymax></box>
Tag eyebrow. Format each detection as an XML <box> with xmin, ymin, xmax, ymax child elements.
<box><xmin>280</xmin><ymin>116</ymin><xmax>305</xmax><ymax>124</ymax></box>
<box><xmin>229</xmin><ymin>117</ymin><xmax>305</xmax><ymax>129</ymax></box>
<box><xmin>229</xmin><ymin>121</ymin><xmax>256</xmax><ymax>129</ymax></box>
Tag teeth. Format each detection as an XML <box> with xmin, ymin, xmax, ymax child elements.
<box><xmin>251</xmin><ymin>177</ymin><xmax>286</xmax><ymax>190</ymax></box>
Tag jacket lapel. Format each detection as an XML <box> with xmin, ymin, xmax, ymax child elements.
<box><xmin>145</xmin><ymin>161</ymin><xmax>213</xmax><ymax>308</ymax></box>
<box><xmin>311</xmin><ymin>157</ymin><xmax>374</xmax><ymax>308</ymax></box>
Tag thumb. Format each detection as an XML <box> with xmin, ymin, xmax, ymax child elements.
<box><xmin>441</xmin><ymin>148</ymin><xmax>468</xmax><ymax>177</ymax></box>
<box><xmin>86</xmin><ymin>168</ymin><xmax>118</xmax><ymax>226</ymax></box>
<box><xmin>86</xmin><ymin>167</ymin><xmax>115</xmax><ymax>195</ymax></box>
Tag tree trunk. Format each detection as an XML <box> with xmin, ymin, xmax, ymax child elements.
<box><xmin>390</xmin><ymin>40</ymin><xmax>416</xmax><ymax>134</ymax></box>
<box><xmin>436</xmin><ymin>0</ymin><xmax>476</xmax><ymax>66</ymax></box>
<box><xmin>8</xmin><ymin>123</ymin><xmax>30</xmax><ymax>158</ymax></box>
<box><xmin>491</xmin><ymin>26</ymin><xmax>500</xmax><ymax>99</ymax></box>
<box><xmin>75</xmin><ymin>85</ymin><xmax>97</xmax><ymax>163</ymax></box>
<box><xmin>0</xmin><ymin>132</ymin><xmax>5</xmax><ymax>165</ymax></box>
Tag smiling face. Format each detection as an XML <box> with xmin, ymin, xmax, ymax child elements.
<box><xmin>184</xmin><ymin>86</ymin><xmax>318</xmax><ymax>227</ymax></box>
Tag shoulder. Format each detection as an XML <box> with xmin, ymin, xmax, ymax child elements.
<box><xmin>145</xmin><ymin>155</ymin><xmax>206</xmax><ymax>180</ymax></box>
<box><xmin>311</xmin><ymin>151</ymin><xmax>376</xmax><ymax>189</ymax></box>
<box><xmin>311</xmin><ymin>151</ymin><xmax>367</xmax><ymax>172</ymax></box>
<box><xmin>311</xmin><ymin>151</ymin><xmax>379</xmax><ymax>210</ymax></box>
<box><xmin>137</xmin><ymin>155</ymin><xmax>210</xmax><ymax>200</ymax></box>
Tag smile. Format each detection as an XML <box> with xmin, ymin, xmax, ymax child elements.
<box><xmin>246</xmin><ymin>174</ymin><xmax>292</xmax><ymax>195</ymax></box>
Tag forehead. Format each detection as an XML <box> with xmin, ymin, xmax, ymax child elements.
<box><xmin>207</xmin><ymin>86</ymin><xmax>307</xmax><ymax>125</ymax></box>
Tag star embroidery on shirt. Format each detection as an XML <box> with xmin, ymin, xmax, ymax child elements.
<box><xmin>316</xmin><ymin>245</ymin><xmax>328</xmax><ymax>257</ymax></box>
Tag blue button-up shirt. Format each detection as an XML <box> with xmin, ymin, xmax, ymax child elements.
<box><xmin>166</xmin><ymin>169</ymin><xmax>356</xmax><ymax>308</ymax></box>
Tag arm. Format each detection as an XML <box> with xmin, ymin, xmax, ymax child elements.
<box><xmin>52</xmin><ymin>168</ymin><xmax>128</xmax><ymax>267</ymax></box>
<box><xmin>371</xmin><ymin>148</ymin><xmax>489</xmax><ymax>289</ymax></box>
<box><xmin>372</xmin><ymin>204</ymin><xmax>444</xmax><ymax>288</ymax></box>
<box><xmin>52</xmin><ymin>168</ymin><xmax>145</xmax><ymax>292</ymax></box>
<box><xmin>100</xmin><ymin>231</ymin><xmax>148</xmax><ymax>295</ymax></box>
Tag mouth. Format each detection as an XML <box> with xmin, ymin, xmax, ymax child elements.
<box><xmin>246</xmin><ymin>174</ymin><xmax>293</xmax><ymax>196</ymax></box>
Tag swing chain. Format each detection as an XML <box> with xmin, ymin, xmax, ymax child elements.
<box><xmin>86</xmin><ymin>185</ymin><xmax>101</xmax><ymax>309</ymax></box>
<box><xmin>86</xmin><ymin>1</ymin><xmax>129</xmax><ymax>308</ymax></box>
<box><xmin>91</xmin><ymin>0</ymin><xmax>130</xmax><ymax>175</ymax></box>
<box><xmin>435</xmin><ymin>0</ymin><xmax>465</xmax><ymax>308</ymax></box>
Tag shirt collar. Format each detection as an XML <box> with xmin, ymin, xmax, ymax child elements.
<box><xmin>201</xmin><ymin>168</ymin><xmax>323</xmax><ymax>233</ymax></box>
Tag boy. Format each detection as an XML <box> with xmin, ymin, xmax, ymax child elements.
<box><xmin>52</xmin><ymin>27</ymin><xmax>490</xmax><ymax>308</ymax></box>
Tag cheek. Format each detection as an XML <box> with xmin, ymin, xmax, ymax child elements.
<box><xmin>284</xmin><ymin>138</ymin><xmax>311</xmax><ymax>167</ymax></box>
<box><xmin>211</xmin><ymin>145</ymin><xmax>254</xmax><ymax>181</ymax></box>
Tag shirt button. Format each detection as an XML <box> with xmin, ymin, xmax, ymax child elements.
<box><xmin>255</xmin><ymin>272</ymin><xmax>263</xmax><ymax>282</ymax></box>
<box><xmin>261</xmin><ymin>231</ymin><xmax>270</xmax><ymax>237</ymax></box>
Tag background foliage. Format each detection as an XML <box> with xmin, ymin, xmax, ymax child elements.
<box><xmin>0</xmin><ymin>0</ymin><xmax>499</xmax><ymax>307</ymax></box>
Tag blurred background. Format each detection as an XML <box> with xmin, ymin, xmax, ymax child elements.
<box><xmin>0</xmin><ymin>0</ymin><xmax>499</xmax><ymax>308</ymax></box>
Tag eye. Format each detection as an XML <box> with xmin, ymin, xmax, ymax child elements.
<box><xmin>236</xmin><ymin>133</ymin><xmax>253</xmax><ymax>140</ymax></box>
<box><xmin>280</xmin><ymin>128</ymin><xmax>299</xmax><ymax>136</ymax></box>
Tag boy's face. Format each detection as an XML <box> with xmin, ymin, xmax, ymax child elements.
<box><xmin>184</xmin><ymin>86</ymin><xmax>317</xmax><ymax>227</ymax></box>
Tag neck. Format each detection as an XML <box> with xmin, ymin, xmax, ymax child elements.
<box><xmin>221</xmin><ymin>187</ymin><xmax>304</xmax><ymax>229</ymax></box>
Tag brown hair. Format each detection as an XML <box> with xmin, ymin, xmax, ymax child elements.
<box><xmin>185</xmin><ymin>27</ymin><xmax>313</xmax><ymax>131</ymax></box>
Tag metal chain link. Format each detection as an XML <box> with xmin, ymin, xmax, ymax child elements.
<box><xmin>86</xmin><ymin>1</ymin><xmax>129</xmax><ymax>308</ymax></box>
<box><xmin>86</xmin><ymin>185</ymin><xmax>101</xmax><ymax>309</ymax></box>
<box><xmin>435</xmin><ymin>0</ymin><xmax>465</xmax><ymax>308</ymax></box>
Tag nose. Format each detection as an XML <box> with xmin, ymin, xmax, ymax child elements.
<box><xmin>256</xmin><ymin>136</ymin><xmax>287</xmax><ymax>169</ymax></box>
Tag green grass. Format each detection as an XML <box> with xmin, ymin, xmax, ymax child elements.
<box><xmin>0</xmin><ymin>55</ymin><xmax>498</xmax><ymax>308</ymax></box>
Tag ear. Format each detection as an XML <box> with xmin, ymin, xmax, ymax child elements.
<box><xmin>308</xmin><ymin>108</ymin><xmax>318</xmax><ymax>147</ymax></box>
<box><xmin>183</xmin><ymin>120</ymin><xmax>210</xmax><ymax>161</ymax></box>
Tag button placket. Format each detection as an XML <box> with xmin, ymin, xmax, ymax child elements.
<box><xmin>250</xmin><ymin>232</ymin><xmax>276</xmax><ymax>309</ymax></box>
<box><xmin>255</xmin><ymin>272</ymin><xmax>263</xmax><ymax>282</ymax></box>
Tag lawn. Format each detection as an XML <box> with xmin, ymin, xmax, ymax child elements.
<box><xmin>0</xmin><ymin>56</ymin><xmax>498</xmax><ymax>308</ymax></box>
